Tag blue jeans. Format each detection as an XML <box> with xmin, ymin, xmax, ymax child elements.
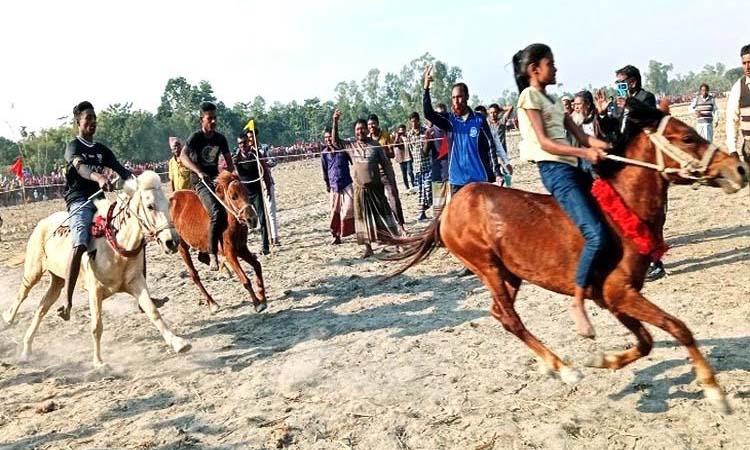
<box><xmin>538</xmin><ymin>162</ymin><xmax>607</xmax><ymax>287</ymax></box>
<box><xmin>68</xmin><ymin>199</ymin><xmax>97</xmax><ymax>248</ymax></box>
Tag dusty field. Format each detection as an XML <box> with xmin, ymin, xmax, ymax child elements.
<box><xmin>1</xmin><ymin>106</ymin><xmax>750</xmax><ymax>450</ymax></box>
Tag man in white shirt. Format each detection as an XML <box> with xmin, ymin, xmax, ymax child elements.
<box><xmin>725</xmin><ymin>44</ymin><xmax>750</xmax><ymax>163</ymax></box>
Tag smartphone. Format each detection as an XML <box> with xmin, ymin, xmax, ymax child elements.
<box><xmin>616</xmin><ymin>82</ymin><xmax>629</xmax><ymax>98</ymax></box>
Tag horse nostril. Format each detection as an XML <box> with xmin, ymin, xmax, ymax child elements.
<box><xmin>165</xmin><ymin>239</ymin><xmax>177</xmax><ymax>250</ymax></box>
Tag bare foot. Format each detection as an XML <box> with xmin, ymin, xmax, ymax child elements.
<box><xmin>362</xmin><ymin>247</ymin><xmax>374</xmax><ymax>259</ymax></box>
<box><xmin>330</xmin><ymin>236</ymin><xmax>341</xmax><ymax>245</ymax></box>
<box><xmin>569</xmin><ymin>302</ymin><xmax>595</xmax><ymax>338</ymax></box>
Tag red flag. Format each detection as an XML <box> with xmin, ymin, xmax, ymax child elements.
<box><xmin>8</xmin><ymin>157</ymin><xmax>24</xmax><ymax>180</ymax></box>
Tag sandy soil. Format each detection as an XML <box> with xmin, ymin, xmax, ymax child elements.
<box><xmin>1</xmin><ymin>104</ymin><xmax>749</xmax><ymax>450</ymax></box>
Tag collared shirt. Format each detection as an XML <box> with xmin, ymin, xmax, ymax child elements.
<box><xmin>321</xmin><ymin>146</ymin><xmax>353</xmax><ymax>193</ymax></box>
<box><xmin>168</xmin><ymin>156</ymin><xmax>192</xmax><ymax>190</ymax></box>
<box><xmin>406</xmin><ymin>127</ymin><xmax>429</xmax><ymax>172</ymax></box>
<box><xmin>725</xmin><ymin>76</ymin><xmax>750</xmax><ymax>152</ymax></box>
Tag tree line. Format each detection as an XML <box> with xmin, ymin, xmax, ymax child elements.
<box><xmin>0</xmin><ymin>54</ymin><xmax>742</xmax><ymax>176</ymax></box>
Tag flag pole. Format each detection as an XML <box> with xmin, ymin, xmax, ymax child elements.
<box><xmin>245</xmin><ymin>119</ymin><xmax>274</xmax><ymax>255</ymax></box>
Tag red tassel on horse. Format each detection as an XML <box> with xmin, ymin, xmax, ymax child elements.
<box><xmin>591</xmin><ymin>178</ymin><xmax>667</xmax><ymax>261</ymax></box>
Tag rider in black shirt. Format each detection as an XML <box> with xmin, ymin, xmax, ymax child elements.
<box><xmin>179</xmin><ymin>102</ymin><xmax>235</xmax><ymax>270</ymax></box>
<box><xmin>59</xmin><ymin>101</ymin><xmax>133</xmax><ymax>320</ymax></box>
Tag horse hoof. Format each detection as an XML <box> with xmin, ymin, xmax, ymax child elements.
<box><xmin>705</xmin><ymin>386</ymin><xmax>732</xmax><ymax>414</ymax></box>
<box><xmin>208</xmin><ymin>303</ymin><xmax>220</xmax><ymax>314</ymax></box>
<box><xmin>254</xmin><ymin>302</ymin><xmax>267</xmax><ymax>313</ymax></box>
<box><xmin>537</xmin><ymin>359</ymin><xmax>555</xmax><ymax>377</ymax></box>
<box><xmin>56</xmin><ymin>306</ymin><xmax>71</xmax><ymax>321</ymax></box>
<box><xmin>1</xmin><ymin>311</ymin><xmax>14</xmax><ymax>327</ymax></box>
<box><xmin>19</xmin><ymin>351</ymin><xmax>31</xmax><ymax>363</ymax></box>
<box><xmin>94</xmin><ymin>362</ymin><xmax>111</xmax><ymax>372</ymax></box>
<box><xmin>171</xmin><ymin>336</ymin><xmax>192</xmax><ymax>354</ymax></box>
<box><xmin>559</xmin><ymin>366</ymin><xmax>584</xmax><ymax>385</ymax></box>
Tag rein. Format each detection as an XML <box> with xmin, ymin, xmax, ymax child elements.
<box><xmin>103</xmin><ymin>186</ymin><xmax>174</xmax><ymax>257</ymax></box>
<box><xmin>604</xmin><ymin>115</ymin><xmax>720</xmax><ymax>183</ymax></box>
<box><xmin>200</xmin><ymin>178</ymin><xmax>249</xmax><ymax>223</ymax></box>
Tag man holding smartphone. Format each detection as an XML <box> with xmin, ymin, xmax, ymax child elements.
<box><xmin>594</xmin><ymin>65</ymin><xmax>664</xmax><ymax>282</ymax></box>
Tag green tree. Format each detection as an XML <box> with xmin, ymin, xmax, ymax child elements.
<box><xmin>645</xmin><ymin>60</ymin><xmax>673</xmax><ymax>96</ymax></box>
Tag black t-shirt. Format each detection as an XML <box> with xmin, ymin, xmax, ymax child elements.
<box><xmin>63</xmin><ymin>137</ymin><xmax>132</xmax><ymax>207</ymax></box>
<box><xmin>185</xmin><ymin>130</ymin><xmax>230</xmax><ymax>184</ymax></box>
<box><xmin>233</xmin><ymin>148</ymin><xmax>262</xmax><ymax>194</ymax></box>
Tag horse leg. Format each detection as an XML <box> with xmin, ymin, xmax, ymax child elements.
<box><xmin>19</xmin><ymin>275</ymin><xmax>64</xmax><ymax>362</ymax></box>
<box><xmin>238</xmin><ymin>246</ymin><xmax>267</xmax><ymax>310</ymax></box>
<box><xmin>469</xmin><ymin>257</ymin><xmax>582</xmax><ymax>384</ymax></box>
<box><xmin>178</xmin><ymin>241</ymin><xmax>219</xmax><ymax>313</ymax></box>
<box><xmin>3</xmin><ymin>265</ymin><xmax>43</xmax><ymax>326</ymax></box>
<box><xmin>127</xmin><ymin>277</ymin><xmax>191</xmax><ymax>355</ymax></box>
<box><xmin>88</xmin><ymin>288</ymin><xmax>107</xmax><ymax>368</ymax></box>
<box><xmin>614</xmin><ymin>289</ymin><xmax>729</xmax><ymax>412</ymax></box>
<box><xmin>223</xmin><ymin>248</ymin><xmax>264</xmax><ymax>312</ymax></box>
<box><xmin>587</xmin><ymin>311</ymin><xmax>653</xmax><ymax>369</ymax></box>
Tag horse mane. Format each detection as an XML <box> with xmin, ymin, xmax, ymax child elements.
<box><xmin>216</xmin><ymin>170</ymin><xmax>238</xmax><ymax>187</ymax></box>
<box><xmin>596</xmin><ymin>98</ymin><xmax>667</xmax><ymax>179</ymax></box>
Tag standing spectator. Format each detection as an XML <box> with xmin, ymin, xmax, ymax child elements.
<box><xmin>368</xmin><ymin>114</ymin><xmax>405</xmax><ymax>229</ymax></box>
<box><xmin>234</xmin><ymin>134</ymin><xmax>271</xmax><ymax>255</ymax></box>
<box><xmin>595</xmin><ymin>64</ymin><xmax>664</xmax><ymax>282</ymax></box>
<box><xmin>561</xmin><ymin>95</ymin><xmax>573</xmax><ymax>115</ymax></box>
<box><xmin>487</xmin><ymin>104</ymin><xmax>513</xmax><ymax>158</ymax></box>
<box><xmin>167</xmin><ymin>137</ymin><xmax>191</xmax><ymax>191</ymax></box>
<box><xmin>487</xmin><ymin>103</ymin><xmax>513</xmax><ymax>183</ymax></box>
<box><xmin>689</xmin><ymin>83</ymin><xmax>719</xmax><ymax>142</ymax></box>
<box><xmin>406</xmin><ymin>112</ymin><xmax>431</xmax><ymax>221</ymax></box>
<box><xmin>428</xmin><ymin>104</ymin><xmax>451</xmax><ymax>217</ymax></box>
<box><xmin>422</xmin><ymin>66</ymin><xmax>499</xmax><ymax>195</ymax></box>
<box><xmin>392</xmin><ymin>124</ymin><xmax>414</xmax><ymax>191</ymax></box>
<box><xmin>321</xmin><ymin>127</ymin><xmax>354</xmax><ymax>244</ymax></box>
<box><xmin>725</xmin><ymin>44</ymin><xmax>750</xmax><ymax>163</ymax></box>
<box><xmin>246</xmin><ymin>129</ymin><xmax>280</xmax><ymax>246</ymax></box>
<box><xmin>333</xmin><ymin>109</ymin><xmax>400</xmax><ymax>258</ymax></box>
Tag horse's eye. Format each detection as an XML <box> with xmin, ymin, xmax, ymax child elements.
<box><xmin>682</xmin><ymin>135</ymin><xmax>696</xmax><ymax>144</ymax></box>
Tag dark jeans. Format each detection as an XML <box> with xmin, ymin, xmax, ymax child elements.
<box><xmin>248</xmin><ymin>188</ymin><xmax>270</xmax><ymax>252</ymax></box>
<box><xmin>195</xmin><ymin>181</ymin><xmax>227</xmax><ymax>255</ymax></box>
<box><xmin>538</xmin><ymin>161</ymin><xmax>608</xmax><ymax>287</ymax></box>
<box><xmin>399</xmin><ymin>160</ymin><xmax>414</xmax><ymax>190</ymax></box>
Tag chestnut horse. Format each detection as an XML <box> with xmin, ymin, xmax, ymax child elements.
<box><xmin>170</xmin><ymin>171</ymin><xmax>267</xmax><ymax>313</ymax></box>
<box><xmin>389</xmin><ymin>100</ymin><xmax>748</xmax><ymax>412</ymax></box>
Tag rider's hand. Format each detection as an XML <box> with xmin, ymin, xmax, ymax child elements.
<box><xmin>583</xmin><ymin>148</ymin><xmax>608</xmax><ymax>164</ymax></box>
<box><xmin>95</xmin><ymin>176</ymin><xmax>112</xmax><ymax>192</ymax></box>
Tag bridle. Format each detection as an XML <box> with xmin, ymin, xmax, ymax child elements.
<box><xmin>110</xmin><ymin>187</ymin><xmax>175</xmax><ymax>252</ymax></box>
<box><xmin>605</xmin><ymin>115</ymin><xmax>721</xmax><ymax>183</ymax></box>
<box><xmin>223</xmin><ymin>180</ymin><xmax>255</xmax><ymax>222</ymax></box>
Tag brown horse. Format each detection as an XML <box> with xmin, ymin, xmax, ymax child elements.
<box><xmin>170</xmin><ymin>171</ymin><xmax>267</xmax><ymax>313</ymax></box>
<box><xmin>389</xmin><ymin>100</ymin><xmax>748</xmax><ymax>412</ymax></box>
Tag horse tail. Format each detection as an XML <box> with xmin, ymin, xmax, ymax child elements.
<box><xmin>382</xmin><ymin>215</ymin><xmax>444</xmax><ymax>280</ymax></box>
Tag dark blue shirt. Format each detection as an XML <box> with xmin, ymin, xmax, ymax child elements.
<box><xmin>321</xmin><ymin>147</ymin><xmax>353</xmax><ymax>193</ymax></box>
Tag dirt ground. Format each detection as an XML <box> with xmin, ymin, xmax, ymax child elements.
<box><xmin>1</xmin><ymin>104</ymin><xmax>749</xmax><ymax>450</ymax></box>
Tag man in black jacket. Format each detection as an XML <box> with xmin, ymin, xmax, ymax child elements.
<box><xmin>595</xmin><ymin>65</ymin><xmax>665</xmax><ymax>282</ymax></box>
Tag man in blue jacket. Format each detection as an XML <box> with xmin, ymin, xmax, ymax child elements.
<box><xmin>422</xmin><ymin>65</ymin><xmax>499</xmax><ymax>194</ymax></box>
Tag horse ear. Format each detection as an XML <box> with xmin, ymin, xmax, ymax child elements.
<box><xmin>658</xmin><ymin>97</ymin><xmax>671</xmax><ymax>114</ymax></box>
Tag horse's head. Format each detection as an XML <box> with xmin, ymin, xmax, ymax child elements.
<box><xmin>617</xmin><ymin>98</ymin><xmax>748</xmax><ymax>193</ymax></box>
<box><xmin>215</xmin><ymin>171</ymin><xmax>258</xmax><ymax>229</ymax></box>
<box><xmin>124</xmin><ymin>171</ymin><xmax>180</xmax><ymax>254</ymax></box>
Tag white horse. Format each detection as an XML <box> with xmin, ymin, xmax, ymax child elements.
<box><xmin>2</xmin><ymin>171</ymin><xmax>191</xmax><ymax>368</ymax></box>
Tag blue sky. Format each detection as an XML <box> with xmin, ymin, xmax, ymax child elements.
<box><xmin>0</xmin><ymin>0</ymin><xmax>745</xmax><ymax>139</ymax></box>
